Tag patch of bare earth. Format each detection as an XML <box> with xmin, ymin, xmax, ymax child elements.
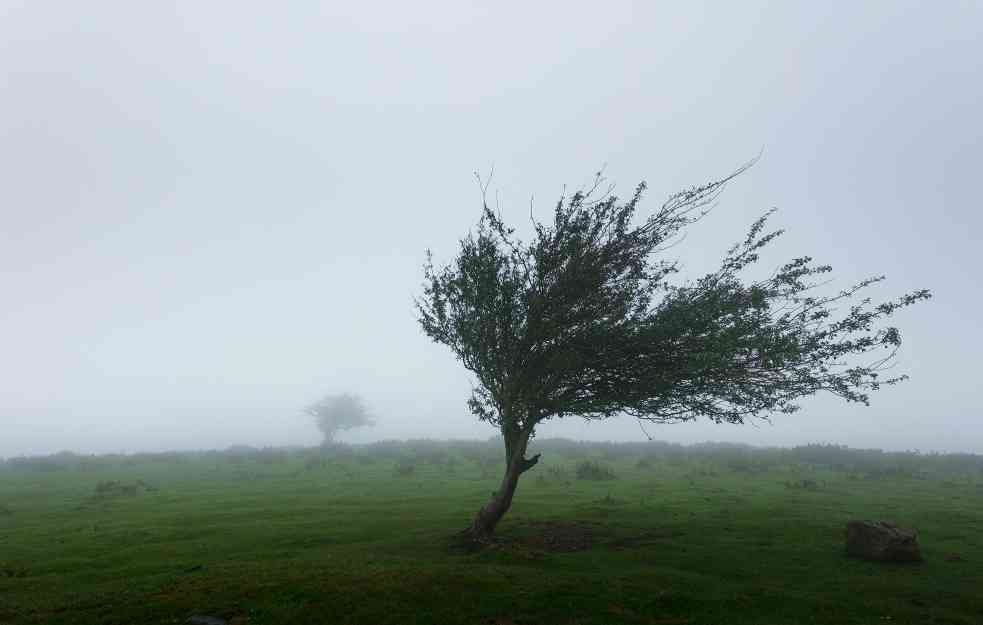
<box><xmin>452</xmin><ymin>520</ymin><xmax>683</xmax><ymax>557</ymax></box>
<box><xmin>514</xmin><ymin>520</ymin><xmax>604</xmax><ymax>552</ymax></box>
<box><xmin>606</xmin><ymin>530</ymin><xmax>686</xmax><ymax>550</ymax></box>
<box><xmin>449</xmin><ymin>520</ymin><xmax>607</xmax><ymax>555</ymax></box>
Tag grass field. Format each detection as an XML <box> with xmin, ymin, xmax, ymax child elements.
<box><xmin>1</xmin><ymin>440</ymin><xmax>981</xmax><ymax>625</ymax></box>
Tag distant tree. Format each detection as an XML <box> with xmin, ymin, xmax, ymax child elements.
<box><xmin>306</xmin><ymin>393</ymin><xmax>374</xmax><ymax>445</ymax></box>
<box><xmin>416</xmin><ymin>161</ymin><xmax>931</xmax><ymax>539</ymax></box>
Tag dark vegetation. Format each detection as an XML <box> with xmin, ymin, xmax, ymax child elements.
<box><xmin>416</xmin><ymin>163</ymin><xmax>931</xmax><ymax>537</ymax></box>
<box><xmin>1</xmin><ymin>439</ymin><xmax>981</xmax><ymax>624</ymax></box>
<box><xmin>575</xmin><ymin>460</ymin><xmax>617</xmax><ymax>481</ymax></box>
<box><xmin>306</xmin><ymin>393</ymin><xmax>375</xmax><ymax>445</ymax></box>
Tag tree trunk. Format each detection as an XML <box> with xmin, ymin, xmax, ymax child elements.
<box><xmin>463</xmin><ymin>426</ymin><xmax>540</xmax><ymax>539</ymax></box>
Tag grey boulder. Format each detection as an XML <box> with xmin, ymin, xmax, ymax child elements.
<box><xmin>845</xmin><ymin>520</ymin><xmax>922</xmax><ymax>562</ymax></box>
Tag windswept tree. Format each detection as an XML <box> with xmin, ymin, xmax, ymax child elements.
<box><xmin>415</xmin><ymin>161</ymin><xmax>930</xmax><ymax>539</ymax></box>
<box><xmin>306</xmin><ymin>393</ymin><xmax>374</xmax><ymax>445</ymax></box>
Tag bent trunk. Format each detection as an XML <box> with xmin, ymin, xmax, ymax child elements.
<box><xmin>464</xmin><ymin>426</ymin><xmax>540</xmax><ymax>539</ymax></box>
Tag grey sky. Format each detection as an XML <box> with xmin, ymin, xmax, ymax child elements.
<box><xmin>1</xmin><ymin>1</ymin><xmax>980</xmax><ymax>457</ymax></box>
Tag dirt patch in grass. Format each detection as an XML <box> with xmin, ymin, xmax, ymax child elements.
<box><xmin>451</xmin><ymin>520</ymin><xmax>692</xmax><ymax>555</ymax></box>
<box><xmin>514</xmin><ymin>520</ymin><xmax>605</xmax><ymax>552</ymax></box>
<box><xmin>449</xmin><ymin>520</ymin><xmax>607</xmax><ymax>555</ymax></box>
<box><xmin>606</xmin><ymin>529</ymin><xmax>686</xmax><ymax>550</ymax></box>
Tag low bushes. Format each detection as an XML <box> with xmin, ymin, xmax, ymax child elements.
<box><xmin>575</xmin><ymin>460</ymin><xmax>616</xmax><ymax>481</ymax></box>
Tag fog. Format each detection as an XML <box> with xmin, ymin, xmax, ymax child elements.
<box><xmin>1</xmin><ymin>2</ymin><xmax>980</xmax><ymax>458</ymax></box>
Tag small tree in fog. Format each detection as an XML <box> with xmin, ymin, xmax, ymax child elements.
<box><xmin>415</xmin><ymin>161</ymin><xmax>931</xmax><ymax>539</ymax></box>
<box><xmin>306</xmin><ymin>393</ymin><xmax>374</xmax><ymax>445</ymax></box>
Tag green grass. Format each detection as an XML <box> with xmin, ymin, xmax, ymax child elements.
<box><xmin>1</xmin><ymin>443</ymin><xmax>981</xmax><ymax>625</ymax></box>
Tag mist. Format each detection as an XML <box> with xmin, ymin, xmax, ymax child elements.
<box><xmin>2</xmin><ymin>1</ymin><xmax>980</xmax><ymax>458</ymax></box>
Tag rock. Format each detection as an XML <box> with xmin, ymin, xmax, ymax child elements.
<box><xmin>845</xmin><ymin>520</ymin><xmax>922</xmax><ymax>562</ymax></box>
<box><xmin>188</xmin><ymin>616</ymin><xmax>227</xmax><ymax>625</ymax></box>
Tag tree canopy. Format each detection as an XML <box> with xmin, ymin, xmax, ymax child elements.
<box><xmin>415</xmin><ymin>162</ymin><xmax>931</xmax><ymax>537</ymax></box>
<box><xmin>306</xmin><ymin>393</ymin><xmax>374</xmax><ymax>445</ymax></box>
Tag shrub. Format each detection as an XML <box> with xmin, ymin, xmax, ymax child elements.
<box><xmin>784</xmin><ymin>478</ymin><xmax>821</xmax><ymax>490</ymax></box>
<box><xmin>304</xmin><ymin>455</ymin><xmax>328</xmax><ymax>471</ymax></box>
<box><xmin>421</xmin><ymin>450</ymin><xmax>450</xmax><ymax>466</ymax></box>
<box><xmin>575</xmin><ymin>460</ymin><xmax>616</xmax><ymax>481</ymax></box>
<box><xmin>5</xmin><ymin>451</ymin><xmax>80</xmax><ymax>473</ymax></box>
<box><xmin>254</xmin><ymin>448</ymin><xmax>289</xmax><ymax>465</ymax></box>
<box><xmin>393</xmin><ymin>457</ymin><xmax>417</xmax><ymax>477</ymax></box>
<box><xmin>93</xmin><ymin>480</ymin><xmax>155</xmax><ymax>498</ymax></box>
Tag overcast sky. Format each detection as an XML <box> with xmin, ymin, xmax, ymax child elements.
<box><xmin>1</xmin><ymin>1</ymin><xmax>980</xmax><ymax>457</ymax></box>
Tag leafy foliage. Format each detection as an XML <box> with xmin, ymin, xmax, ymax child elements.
<box><xmin>416</xmin><ymin>162</ymin><xmax>931</xmax><ymax>435</ymax></box>
<box><xmin>306</xmin><ymin>393</ymin><xmax>375</xmax><ymax>444</ymax></box>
